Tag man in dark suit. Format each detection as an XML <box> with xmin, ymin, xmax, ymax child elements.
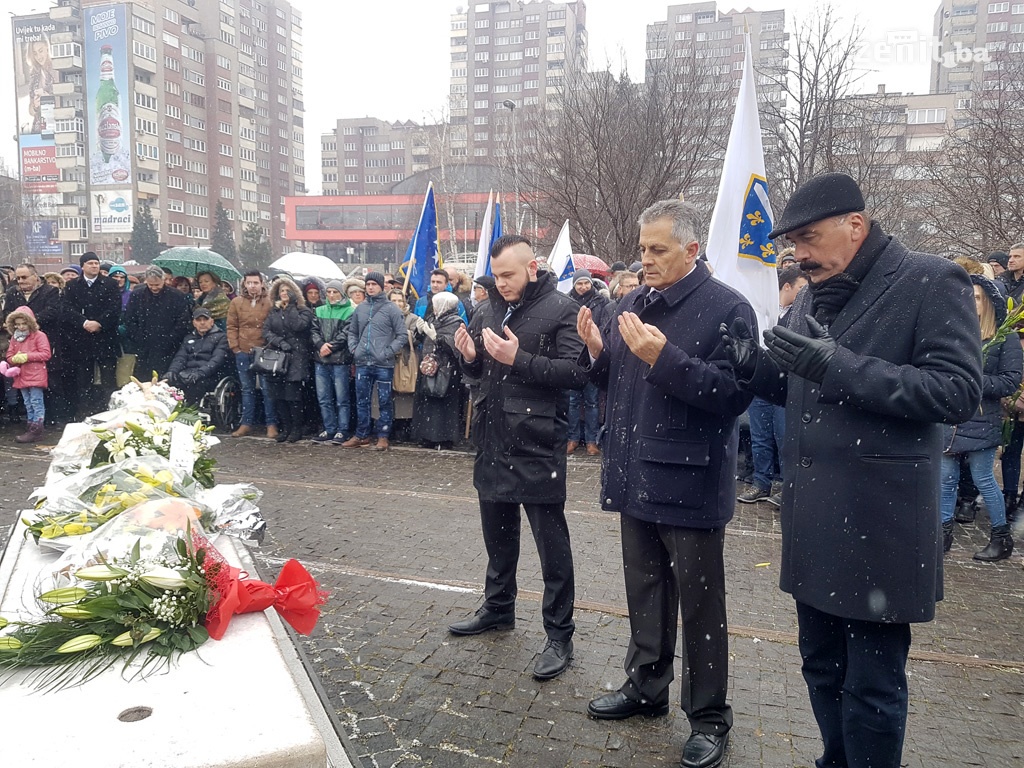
<box><xmin>451</xmin><ymin>234</ymin><xmax>587</xmax><ymax>682</ymax></box>
<box><xmin>579</xmin><ymin>200</ymin><xmax>756</xmax><ymax>768</ymax></box>
<box><xmin>63</xmin><ymin>251</ymin><xmax>122</xmax><ymax>417</ymax></box>
<box><xmin>722</xmin><ymin>173</ymin><xmax>982</xmax><ymax>768</ymax></box>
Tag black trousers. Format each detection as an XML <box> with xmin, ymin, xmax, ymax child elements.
<box><xmin>796</xmin><ymin>601</ymin><xmax>911</xmax><ymax>768</ymax></box>
<box><xmin>71</xmin><ymin>358</ymin><xmax>116</xmax><ymax>418</ymax></box>
<box><xmin>478</xmin><ymin>500</ymin><xmax>575</xmax><ymax>642</ymax></box>
<box><xmin>619</xmin><ymin>514</ymin><xmax>732</xmax><ymax>736</ymax></box>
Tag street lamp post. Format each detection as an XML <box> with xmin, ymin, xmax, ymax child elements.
<box><xmin>502</xmin><ymin>99</ymin><xmax>521</xmax><ymax>233</ymax></box>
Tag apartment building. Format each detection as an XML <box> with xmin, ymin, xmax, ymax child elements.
<box><xmin>11</xmin><ymin>0</ymin><xmax>304</xmax><ymax>264</ymax></box>
<box><xmin>448</xmin><ymin>0</ymin><xmax>588</xmax><ymax>160</ymax></box>
<box><xmin>321</xmin><ymin>118</ymin><xmax>436</xmax><ymax>197</ymax></box>
<box><xmin>932</xmin><ymin>0</ymin><xmax>1024</xmax><ymax>93</ymax></box>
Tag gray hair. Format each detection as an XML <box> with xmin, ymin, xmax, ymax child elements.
<box><xmin>15</xmin><ymin>262</ymin><xmax>38</xmax><ymax>275</ymax></box>
<box><xmin>638</xmin><ymin>199</ymin><xmax>703</xmax><ymax>247</ymax></box>
<box><xmin>144</xmin><ymin>265</ymin><xmax>166</xmax><ymax>281</ymax></box>
<box><xmin>1011</xmin><ymin>243</ymin><xmax>1024</xmax><ymax>252</ymax></box>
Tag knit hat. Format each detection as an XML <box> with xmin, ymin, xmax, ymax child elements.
<box><xmin>80</xmin><ymin>251</ymin><xmax>100</xmax><ymax>267</ymax></box>
<box><xmin>364</xmin><ymin>271</ymin><xmax>386</xmax><ymax>290</ymax></box>
<box><xmin>342</xmin><ymin>277</ymin><xmax>366</xmax><ymax>296</ymax></box>
<box><xmin>988</xmin><ymin>251</ymin><xmax>1009</xmax><ymax>269</ymax></box>
<box><xmin>769</xmin><ymin>172</ymin><xmax>866</xmax><ymax>239</ymax></box>
<box><xmin>610</xmin><ymin>261</ymin><xmax>627</xmax><ymax>272</ymax></box>
<box><xmin>61</xmin><ymin>264</ymin><xmax>82</xmax><ymax>277</ymax></box>
<box><xmin>325</xmin><ymin>279</ymin><xmax>345</xmax><ymax>294</ymax></box>
<box><xmin>572</xmin><ymin>268</ymin><xmax>593</xmax><ymax>286</ymax></box>
<box><xmin>628</xmin><ymin>261</ymin><xmax>643</xmax><ymax>273</ymax></box>
<box><xmin>432</xmin><ymin>291</ymin><xmax>460</xmax><ymax>316</ymax></box>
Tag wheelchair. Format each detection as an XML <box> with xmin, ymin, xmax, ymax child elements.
<box><xmin>198</xmin><ymin>375</ymin><xmax>242</xmax><ymax>433</ymax></box>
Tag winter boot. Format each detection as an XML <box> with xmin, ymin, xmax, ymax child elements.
<box><xmin>273</xmin><ymin>402</ymin><xmax>289</xmax><ymax>443</ymax></box>
<box><xmin>942</xmin><ymin>520</ymin><xmax>955</xmax><ymax>553</ymax></box>
<box><xmin>1005</xmin><ymin>492</ymin><xmax>1019</xmax><ymax>525</ymax></box>
<box><xmin>15</xmin><ymin>421</ymin><xmax>43</xmax><ymax>444</ymax></box>
<box><xmin>285</xmin><ymin>401</ymin><xmax>304</xmax><ymax>443</ymax></box>
<box><xmin>954</xmin><ymin>498</ymin><xmax>977</xmax><ymax>523</ymax></box>
<box><xmin>973</xmin><ymin>524</ymin><xmax>1014</xmax><ymax>562</ymax></box>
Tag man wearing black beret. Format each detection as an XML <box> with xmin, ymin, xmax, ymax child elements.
<box><xmin>721</xmin><ymin>173</ymin><xmax>983</xmax><ymax>768</ymax></box>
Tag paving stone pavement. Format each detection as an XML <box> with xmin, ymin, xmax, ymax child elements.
<box><xmin>2</xmin><ymin>430</ymin><xmax>1024</xmax><ymax>767</ymax></box>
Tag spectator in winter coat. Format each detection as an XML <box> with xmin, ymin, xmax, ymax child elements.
<box><xmin>262</xmin><ymin>276</ymin><xmax>315</xmax><ymax>443</ymax></box>
<box><xmin>227</xmin><ymin>271</ymin><xmax>277</xmax><ymax>438</ymax></box>
<box><xmin>165</xmin><ymin>307</ymin><xmax>230</xmax><ymax>405</ymax></box>
<box><xmin>63</xmin><ymin>252</ymin><xmax>121</xmax><ymax>418</ymax></box>
<box><xmin>941</xmin><ymin>274</ymin><xmax>1022</xmax><ymax>560</ymax></box>
<box><xmin>195</xmin><ymin>271</ymin><xmax>230</xmax><ymax>331</ymax></box>
<box><xmin>343</xmin><ymin>271</ymin><xmax>407</xmax><ymax>451</ymax></box>
<box><xmin>301</xmin><ymin>276</ymin><xmax>325</xmax><ymax>310</ymax></box>
<box><xmin>414</xmin><ymin>269</ymin><xmax>469</xmax><ymax>325</ymax></box>
<box><xmin>3</xmin><ymin>306</ymin><xmax>51</xmax><ymax>443</ymax></box>
<box><xmin>567</xmin><ymin>269</ymin><xmax>612</xmax><ymax>456</ymax></box>
<box><xmin>124</xmin><ymin>266</ymin><xmax>192</xmax><ymax>379</ymax></box>
<box><xmin>310</xmin><ymin>280</ymin><xmax>355</xmax><ymax>444</ymax></box>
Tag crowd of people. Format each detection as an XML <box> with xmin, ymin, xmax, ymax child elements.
<box><xmin>0</xmin><ymin>173</ymin><xmax>1019</xmax><ymax>768</ymax></box>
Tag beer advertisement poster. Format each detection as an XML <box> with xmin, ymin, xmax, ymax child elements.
<box><xmin>84</xmin><ymin>4</ymin><xmax>133</xmax><ymax>187</ymax></box>
<box><xmin>91</xmin><ymin>189</ymin><xmax>134</xmax><ymax>234</ymax></box>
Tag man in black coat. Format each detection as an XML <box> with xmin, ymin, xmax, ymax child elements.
<box><xmin>722</xmin><ymin>173</ymin><xmax>982</xmax><ymax>768</ymax></box>
<box><xmin>124</xmin><ymin>265</ymin><xmax>191</xmax><ymax>378</ymax></box>
<box><xmin>451</xmin><ymin>234</ymin><xmax>587</xmax><ymax>682</ymax></box>
<box><xmin>567</xmin><ymin>269</ymin><xmax>612</xmax><ymax>455</ymax></box>
<box><xmin>63</xmin><ymin>252</ymin><xmax>122</xmax><ymax>417</ymax></box>
<box><xmin>579</xmin><ymin>200</ymin><xmax>755</xmax><ymax>768</ymax></box>
<box><xmin>165</xmin><ymin>307</ymin><xmax>231</xmax><ymax>404</ymax></box>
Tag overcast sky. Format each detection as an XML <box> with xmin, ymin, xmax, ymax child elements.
<box><xmin>1</xmin><ymin>0</ymin><xmax>943</xmax><ymax>191</ymax></box>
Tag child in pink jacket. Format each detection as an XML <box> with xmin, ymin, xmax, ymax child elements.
<box><xmin>4</xmin><ymin>306</ymin><xmax>52</xmax><ymax>443</ymax></box>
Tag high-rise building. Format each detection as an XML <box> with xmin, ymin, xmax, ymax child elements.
<box><xmin>320</xmin><ymin>118</ymin><xmax>436</xmax><ymax>197</ymax></box>
<box><xmin>10</xmin><ymin>0</ymin><xmax>305</xmax><ymax>265</ymax></box>
<box><xmin>931</xmin><ymin>0</ymin><xmax>1024</xmax><ymax>94</ymax></box>
<box><xmin>448</xmin><ymin>0</ymin><xmax>588</xmax><ymax>161</ymax></box>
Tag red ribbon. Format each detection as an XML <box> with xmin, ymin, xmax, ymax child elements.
<box><xmin>205</xmin><ymin>558</ymin><xmax>326</xmax><ymax>641</ymax></box>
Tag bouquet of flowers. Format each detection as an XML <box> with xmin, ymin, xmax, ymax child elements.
<box><xmin>91</xmin><ymin>413</ymin><xmax>217</xmax><ymax>489</ymax></box>
<box><xmin>23</xmin><ymin>456</ymin><xmax>208</xmax><ymax>547</ymax></box>
<box><xmin>106</xmin><ymin>375</ymin><xmax>185</xmax><ymax>416</ymax></box>
<box><xmin>1</xmin><ymin>507</ymin><xmax>326</xmax><ymax>691</ymax></box>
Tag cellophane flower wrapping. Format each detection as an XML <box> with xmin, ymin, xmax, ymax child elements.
<box><xmin>194</xmin><ymin>483</ymin><xmax>267</xmax><ymax>546</ymax></box>
<box><xmin>38</xmin><ymin>498</ymin><xmax>211</xmax><ymax>593</ymax></box>
<box><xmin>23</xmin><ymin>456</ymin><xmax>210</xmax><ymax>550</ymax></box>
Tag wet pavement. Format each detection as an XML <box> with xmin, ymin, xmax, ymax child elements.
<box><xmin>2</xmin><ymin>428</ymin><xmax>1023</xmax><ymax>767</ymax></box>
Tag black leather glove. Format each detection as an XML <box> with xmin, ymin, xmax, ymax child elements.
<box><xmin>179</xmin><ymin>370</ymin><xmax>198</xmax><ymax>385</ymax></box>
<box><xmin>763</xmin><ymin>315</ymin><xmax>837</xmax><ymax>384</ymax></box>
<box><xmin>719</xmin><ymin>317</ymin><xmax>758</xmax><ymax>380</ymax></box>
<box><xmin>278</xmin><ymin>341</ymin><xmax>293</xmax><ymax>353</ymax></box>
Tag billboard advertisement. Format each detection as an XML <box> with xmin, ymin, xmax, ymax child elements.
<box><xmin>91</xmin><ymin>189</ymin><xmax>133</xmax><ymax>234</ymax></box>
<box><xmin>84</xmin><ymin>4</ymin><xmax>132</xmax><ymax>187</ymax></box>
<box><xmin>24</xmin><ymin>220</ymin><xmax>62</xmax><ymax>256</ymax></box>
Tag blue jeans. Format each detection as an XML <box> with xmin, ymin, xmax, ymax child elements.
<box><xmin>315</xmin><ymin>362</ymin><xmax>350</xmax><ymax>436</ymax></box>
<box><xmin>941</xmin><ymin>449</ymin><xmax>1005</xmax><ymax>527</ymax></box>
<box><xmin>20</xmin><ymin>387</ymin><xmax>44</xmax><ymax>423</ymax></box>
<box><xmin>355</xmin><ymin>365</ymin><xmax>393</xmax><ymax>438</ymax></box>
<box><xmin>235</xmin><ymin>352</ymin><xmax>277</xmax><ymax>427</ymax></box>
<box><xmin>748</xmin><ymin>396</ymin><xmax>784</xmax><ymax>491</ymax></box>
<box><xmin>567</xmin><ymin>382</ymin><xmax>600</xmax><ymax>444</ymax></box>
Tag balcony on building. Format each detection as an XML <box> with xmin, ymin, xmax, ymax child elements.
<box><xmin>50</xmin><ymin>2</ymin><xmax>80</xmax><ymax>22</ymax></box>
<box><xmin>51</xmin><ymin>43</ymin><xmax>83</xmax><ymax>72</ymax></box>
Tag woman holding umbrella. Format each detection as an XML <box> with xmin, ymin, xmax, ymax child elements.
<box><xmin>195</xmin><ymin>271</ymin><xmax>230</xmax><ymax>332</ymax></box>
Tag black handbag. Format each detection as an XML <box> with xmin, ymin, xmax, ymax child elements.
<box><xmin>422</xmin><ymin>353</ymin><xmax>453</xmax><ymax>399</ymax></box>
<box><xmin>250</xmin><ymin>346</ymin><xmax>290</xmax><ymax>376</ymax></box>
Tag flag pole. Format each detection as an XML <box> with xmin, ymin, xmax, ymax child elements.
<box><xmin>402</xmin><ymin>182</ymin><xmax>433</xmax><ymax>295</ymax></box>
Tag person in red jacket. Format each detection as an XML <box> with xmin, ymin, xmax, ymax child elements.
<box><xmin>3</xmin><ymin>306</ymin><xmax>51</xmax><ymax>443</ymax></box>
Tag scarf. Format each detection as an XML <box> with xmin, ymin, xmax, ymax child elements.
<box><xmin>809</xmin><ymin>222</ymin><xmax>890</xmax><ymax>327</ymax></box>
<box><xmin>13</xmin><ymin>329</ymin><xmax>29</xmax><ymax>342</ymax></box>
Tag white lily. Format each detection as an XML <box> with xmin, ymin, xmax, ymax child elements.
<box><xmin>75</xmin><ymin>564</ymin><xmax>128</xmax><ymax>582</ymax></box>
<box><xmin>139</xmin><ymin>567</ymin><xmax>187</xmax><ymax>590</ymax></box>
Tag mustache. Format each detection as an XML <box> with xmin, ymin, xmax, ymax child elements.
<box><xmin>799</xmin><ymin>261</ymin><xmax>822</xmax><ymax>272</ymax></box>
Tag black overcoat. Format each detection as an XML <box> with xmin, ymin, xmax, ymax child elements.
<box><xmin>262</xmin><ymin>284</ymin><xmax>314</xmax><ymax>385</ymax></box>
<box><xmin>63</xmin><ymin>275</ymin><xmax>122</xmax><ymax>362</ymax></box>
<box><xmin>2</xmin><ymin>283</ymin><xmax>62</xmax><ymax>336</ymax></box>
<box><xmin>461</xmin><ymin>271</ymin><xmax>587</xmax><ymax>503</ymax></box>
<box><xmin>123</xmin><ymin>286</ymin><xmax>191</xmax><ymax>376</ymax></box>
<box><xmin>588</xmin><ymin>260</ymin><xmax>756</xmax><ymax>528</ymax></box>
<box><xmin>746</xmin><ymin>236</ymin><xmax>982</xmax><ymax>623</ymax></box>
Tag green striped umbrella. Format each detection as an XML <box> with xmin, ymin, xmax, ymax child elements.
<box><xmin>154</xmin><ymin>247</ymin><xmax>241</xmax><ymax>283</ymax></box>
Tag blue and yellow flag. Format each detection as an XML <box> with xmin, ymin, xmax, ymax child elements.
<box><xmin>398</xmin><ymin>183</ymin><xmax>442</xmax><ymax>300</ymax></box>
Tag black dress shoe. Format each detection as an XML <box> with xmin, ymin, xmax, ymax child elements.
<box><xmin>533</xmin><ymin>638</ymin><xmax>573</xmax><ymax>680</ymax></box>
<box><xmin>680</xmin><ymin>731</ymin><xmax>728</xmax><ymax>768</ymax></box>
<box><xmin>587</xmin><ymin>690</ymin><xmax>669</xmax><ymax>720</ymax></box>
<box><xmin>448</xmin><ymin>608</ymin><xmax>515</xmax><ymax>636</ymax></box>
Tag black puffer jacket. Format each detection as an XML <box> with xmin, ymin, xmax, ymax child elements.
<box><xmin>945</xmin><ymin>274</ymin><xmax>1023</xmax><ymax>453</ymax></box>
<box><xmin>167</xmin><ymin>326</ymin><xmax>230</xmax><ymax>384</ymax></box>
<box><xmin>571</xmin><ymin>284</ymin><xmax>614</xmax><ymax>337</ymax></box>
<box><xmin>461</xmin><ymin>270</ymin><xmax>587</xmax><ymax>503</ymax></box>
<box><xmin>262</xmin><ymin>276</ymin><xmax>314</xmax><ymax>383</ymax></box>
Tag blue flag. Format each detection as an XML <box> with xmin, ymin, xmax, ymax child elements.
<box><xmin>398</xmin><ymin>184</ymin><xmax>441</xmax><ymax>300</ymax></box>
<box><xmin>490</xmin><ymin>197</ymin><xmax>503</xmax><ymax>256</ymax></box>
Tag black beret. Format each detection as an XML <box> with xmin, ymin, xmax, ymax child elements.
<box><xmin>769</xmin><ymin>173</ymin><xmax>866</xmax><ymax>240</ymax></box>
